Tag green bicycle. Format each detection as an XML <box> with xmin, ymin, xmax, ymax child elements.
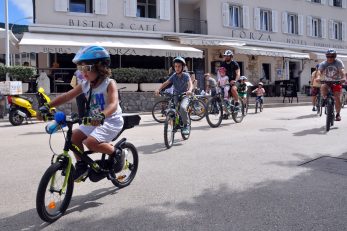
<box><xmin>36</xmin><ymin>112</ymin><xmax>140</xmax><ymax>222</ymax></box>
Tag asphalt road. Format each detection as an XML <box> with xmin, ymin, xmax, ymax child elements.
<box><xmin>1</xmin><ymin>106</ymin><xmax>347</xmax><ymax>231</ymax></box>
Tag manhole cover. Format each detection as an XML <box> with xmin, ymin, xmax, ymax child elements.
<box><xmin>300</xmin><ymin>156</ymin><xmax>347</xmax><ymax>176</ymax></box>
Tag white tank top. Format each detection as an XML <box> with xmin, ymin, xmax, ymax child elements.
<box><xmin>81</xmin><ymin>77</ymin><xmax>122</xmax><ymax>119</ymax></box>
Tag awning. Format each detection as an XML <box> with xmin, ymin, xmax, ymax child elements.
<box><xmin>19</xmin><ymin>32</ymin><xmax>203</xmax><ymax>58</ymax></box>
<box><xmin>235</xmin><ymin>46</ymin><xmax>309</xmax><ymax>59</ymax></box>
<box><xmin>309</xmin><ymin>52</ymin><xmax>347</xmax><ymax>61</ymax></box>
<box><xmin>0</xmin><ymin>28</ymin><xmax>19</xmax><ymax>54</ymax></box>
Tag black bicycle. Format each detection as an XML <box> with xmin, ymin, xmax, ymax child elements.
<box><xmin>320</xmin><ymin>80</ymin><xmax>341</xmax><ymax>132</ymax></box>
<box><xmin>36</xmin><ymin>112</ymin><xmax>140</xmax><ymax>222</ymax></box>
<box><xmin>205</xmin><ymin>86</ymin><xmax>244</xmax><ymax>128</ymax></box>
<box><xmin>163</xmin><ymin>92</ymin><xmax>191</xmax><ymax>149</ymax></box>
<box><xmin>255</xmin><ymin>96</ymin><xmax>264</xmax><ymax>113</ymax></box>
<box><xmin>118</xmin><ymin>87</ymin><xmax>126</xmax><ymax>112</ymax></box>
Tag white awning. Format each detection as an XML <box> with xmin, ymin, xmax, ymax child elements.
<box><xmin>309</xmin><ymin>52</ymin><xmax>347</xmax><ymax>61</ymax></box>
<box><xmin>235</xmin><ymin>46</ymin><xmax>309</xmax><ymax>59</ymax></box>
<box><xmin>19</xmin><ymin>32</ymin><xmax>203</xmax><ymax>58</ymax></box>
<box><xmin>0</xmin><ymin>28</ymin><xmax>19</xmax><ymax>54</ymax></box>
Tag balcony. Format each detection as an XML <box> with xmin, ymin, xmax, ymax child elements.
<box><xmin>179</xmin><ymin>18</ymin><xmax>207</xmax><ymax>35</ymax></box>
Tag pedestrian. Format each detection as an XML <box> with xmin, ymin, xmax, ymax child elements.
<box><xmin>204</xmin><ymin>73</ymin><xmax>217</xmax><ymax>97</ymax></box>
<box><xmin>71</xmin><ymin>69</ymin><xmax>87</xmax><ymax>118</ymax></box>
<box><xmin>220</xmin><ymin>50</ymin><xmax>240</xmax><ymax>107</ymax></box>
<box><xmin>310</xmin><ymin>64</ymin><xmax>321</xmax><ymax>111</ymax></box>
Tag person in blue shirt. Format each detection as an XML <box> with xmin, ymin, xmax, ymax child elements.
<box><xmin>155</xmin><ymin>56</ymin><xmax>193</xmax><ymax>135</ymax></box>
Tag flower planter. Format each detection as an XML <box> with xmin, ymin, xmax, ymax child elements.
<box><xmin>116</xmin><ymin>83</ymin><xmax>139</xmax><ymax>92</ymax></box>
<box><xmin>139</xmin><ymin>83</ymin><xmax>161</xmax><ymax>92</ymax></box>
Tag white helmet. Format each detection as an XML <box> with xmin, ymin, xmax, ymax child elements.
<box><xmin>240</xmin><ymin>76</ymin><xmax>247</xmax><ymax>80</ymax></box>
<box><xmin>258</xmin><ymin>82</ymin><xmax>264</xmax><ymax>86</ymax></box>
<box><xmin>223</xmin><ymin>50</ymin><xmax>233</xmax><ymax>56</ymax></box>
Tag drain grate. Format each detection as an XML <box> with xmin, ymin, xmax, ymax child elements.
<box><xmin>299</xmin><ymin>156</ymin><xmax>347</xmax><ymax>176</ymax></box>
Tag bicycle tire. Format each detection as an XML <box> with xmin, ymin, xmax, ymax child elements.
<box><xmin>36</xmin><ymin>162</ymin><xmax>74</xmax><ymax>223</ymax></box>
<box><xmin>181</xmin><ymin>116</ymin><xmax>191</xmax><ymax>140</ymax></box>
<box><xmin>341</xmin><ymin>94</ymin><xmax>346</xmax><ymax>108</ymax></box>
<box><xmin>188</xmin><ymin>99</ymin><xmax>207</xmax><ymax>121</ymax></box>
<box><xmin>111</xmin><ymin>142</ymin><xmax>139</xmax><ymax>188</ymax></box>
<box><xmin>206</xmin><ymin>98</ymin><xmax>223</xmax><ymax>128</ymax></box>
<box><xmin>232</xmin><ymin>98</ymin><xmax>244</xmax><ymax>123</ymax></box>
<box><xmin>260</xmin><ymin>102</ymin><xmax>263</xmax><ymax>112</ymax></box>
<box><xmin>152</xmin><ymin>100</ymin><xmax>169</xmax><ymax>123</ymax></box>
<box><xmin>164</xmin><ymin>115</ymin><xmax>175</xmax><ymax>149</ymax></box>
<box><xmin>255</xmin><ymin>101</ymin><xmax>258</xmax><ymax>113</ymax></box>
<box><xmin>326</xmin><ymin>98</ymin><xmax>334</xmax><ymax>132</ymax></box>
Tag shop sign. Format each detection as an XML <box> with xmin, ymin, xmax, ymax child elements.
<box><xmin>107</xmin><ymin>48</ymin><xmax>137</xmax><ymax>55</ymax></box>
<box><xmin>43</xmin><ymin>47</ymin><xmax>73</xmax><ymax>53</ymax></box>
<box><xmin>230</xmin><ymin>30</ymin><xmax>272</xmax><ymax>41</ymax></box>
<box><xmin>68</xmin><ymin>19</ymin><xmax>158</xmax><ymax>31</ymax></box>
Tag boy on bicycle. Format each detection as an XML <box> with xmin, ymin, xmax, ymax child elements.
<box><xmin>38</xmin><ymin>45</ymin><xmax>124</xmax><ymax>181</ymax></box>
<box><xmin>155</xmin><ymin>56</ymin><xmax>193</xmax><ymax>135</ymax></box>
<box><xmin>252</xmin><ymin>82</ymin><xmax>265</xmax><ymax>104</ymax></box>
<box><xmin>237</xmin><ymin>76</ymin><xmax>248</xmax><ymax>99</ymax></box>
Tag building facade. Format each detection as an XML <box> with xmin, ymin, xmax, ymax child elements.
<box><xmin>20</xmin><ymin>0</ymin><xmax>347</xmax><ymax>90</ymax></box>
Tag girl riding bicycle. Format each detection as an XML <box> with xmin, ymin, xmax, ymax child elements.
<box><xmin>38</xmin><ymin>45</ymin><xmax>124</xmax><ymax>181</ymax></box>
<box><xmin>252</xmin><ymin>82</ymin><xmax>266</xmax><ymax>104</ymax></box>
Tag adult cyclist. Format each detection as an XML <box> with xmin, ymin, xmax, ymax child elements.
<box><xmin>155</xmin><ymin>57</ymin><xmax>193</xmax><ymax>135</ymax></box>
<box><xmin>317</xmin><ymin>49</ymin><xmax>346</xmax><ymax>121</ymax></box>
<box><xmin>220</xmin><ymin>50</ymin><xmax>240</xmax><ymax>109</ymax></box>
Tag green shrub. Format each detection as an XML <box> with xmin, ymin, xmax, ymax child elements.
<box><xmin>0</xmin><ymin>66</ymin><xmax>36</xmax><ymax>82</ymax></box>
<box><xmin>111</xmin><ymin>68</ymin><xmax>167</xmax><ymax>83</ymax></box>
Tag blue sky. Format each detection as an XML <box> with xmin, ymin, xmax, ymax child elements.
<box><xmin>0</xmin><ymin>0</ymin><xmax>33</xmax><ymax>25</ymax></box>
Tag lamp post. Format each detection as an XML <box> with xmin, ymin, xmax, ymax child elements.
<box><xmin>5</xmin><ymin>0</ymin><xmax>9</xmax><ymax>67</ymax></box>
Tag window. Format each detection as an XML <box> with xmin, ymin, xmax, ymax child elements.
<box><xmin>333</xmin><ymin>21</ymin><xmax>343</xmax><ymax>40</ymax></box>
<box><xmin>137</xmin><ymin>0</ymin><xmax>157</xmax><ymax>18</ymax></box>
<box><xmin>311</xmin><ymin>0</ymin><xmax>321</xmax><ymax>3</ymax></box>
<box><xmin>333</xmin><ymin>0</ymin><xmax>343</xmax><ymax>7</ymax></box>
<box><xmin>312</xmin><ymin>18</ymin><xmax>322</xmax><ymax>37</ymax></box>
<box><xmin>288</xmin><ymin>13</ymin><xmax>298</xmax><ymax>34</ymax></box>
<box><xmin>70</xmin><ymin>0</ymin><xmax>93</xmax><ymax>13</ymax></box>
<box><xmin>262</xmin><ymin>64</ymin><xmax>271</xmax><ymax>81</ymax></box>
<box><xmin>229</xmin><ymin>5</ymin><xmax>242</xmax><ymax>28</ymax></box>
<box><xmin>260</xmin><ymin>9</ymin><xmax>271</xmax><ymax>31</ymax></box>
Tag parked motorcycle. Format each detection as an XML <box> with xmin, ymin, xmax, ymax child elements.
<box><xmin>7</xmin><ymin>87</ymin><xmax>53</xmax><ymax>126</ymax></box>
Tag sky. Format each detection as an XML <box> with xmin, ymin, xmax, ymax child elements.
<box><xmin>0</xmin><ymin>0</ymin><xmax>33</xmax><ymax>25</ymax></box>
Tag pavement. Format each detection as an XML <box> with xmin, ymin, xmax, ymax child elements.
<box><xmin>1</xmin><ymin>105</ymin><xmax>347</xmax><ymax>230</ymax></box>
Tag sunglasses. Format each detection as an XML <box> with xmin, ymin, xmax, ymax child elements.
<box><xmin>326</xmin><ymin>56</ymin><xmax>335</xmax><ymax>59</ymax></box>
<box><xmin>77</xmin><ymin>64</ymin><xmax>94</xmax><ymax>72</ymax></box>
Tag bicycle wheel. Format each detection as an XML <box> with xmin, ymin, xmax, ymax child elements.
<box><xmin>260</xmin><ymin>102</ymin><xmax>263</xmax><ymax>112</ymax></box>
<box><xmin>181</xmin><ymin>117</ymin><xmax>191</xmax><ymax>140</ymax></box>
<box><xmin>36</xmin><ymin>162</ymin><xmax>74</xmax><ymax>223</ymax></box>
<box><xmin>242</xmin><ymin>97</ymin><xmax>249</xmax><ymax>116</ymax></box>
<box><xmin>188</xmin><ymin>99</ymin><xmax>207</xmax><ymax>121</ymax></box>
<box><xmin>164</xmin><ymin>115</ymin><xmax>175</xmax><ymax>148</ymax></box>
<box><xmin>255</xmin><ymin>101</ymin><xmax>258</xmax><ymax>113</ymax></box>
<box><xmin>111</xmin><ymin>142</ymin><xmax>139</xmax><ymax>188</ymax></box>
<box><xmin>152</xmin><ymin>100</ymin><xmax>169</xmax><ymax>123</ymax></box>
<box><xmin>341</xmin><ymin>94</ymin><xmax>346</xmax><ymax>108</ymax></box>
<box><xmin>206</xmin><ymin>98</ymin><xmax>223</xmax><ymax>128</ymax></box>
<box><xmin>326</xmin><ymin>98</ymin><xmax>334</xmax><ymax>132</ymax></box>
<box><xmin>232</xmin><ymin>98</ymin><xmax>244</xmax><ymax>123</ymax></box>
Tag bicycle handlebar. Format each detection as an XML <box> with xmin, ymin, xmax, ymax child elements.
<box><xmin>320</xmin><ymin>80</ymin><xmax>343</xmax><ymax>84</ymax></box>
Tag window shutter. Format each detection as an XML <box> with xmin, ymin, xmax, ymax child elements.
<box><xmin>160</xmin><ymin>0</ymin><xmax>170</xmax><ymax>20</ymax></box>
<box><xmin>124</xmin><ymin>0</ymin><xmax>136</xmax><ymax>17</ymax></box>
<box><xmin>342</xmin><ymin>0</ymin><xmax>347</xmax><ymax>8</ymax></box>
<box><xmin>254</xmin><ymin>8</ymin><xmax>260</xmax><ymax>30</ymax></box>
<box><xmin>321</xmin><ymin>0</ymin><xmax>326</xmax><ymax>5</ymax></box>
<box><xmin>298</xmin><ymin>15</ymin><xmax>304</xmax><ymax>35</ymax></box>
<box><xmin>55</xmin><ymin>0</ymin><xmax>68</xmax><ymax>12</ymax></box>
<box><xmin>321</xmin><ymin>18</ymin><xmax>327</xmax><ymax>38</ymax></box>
<box><xmin>307</xmin><ymin>16</ymin><xmax>313</xmax><ymax>36</ymax></box>
<box><xmin>328</xmin><ymin>0</ymin><xmax>333</xmax><ymax>6</ymax></box>
<box><xmin>272</xmin><ymin>10</ymin><xmax>278</xmax><ymax>32</ymax></box>
<box><xmin>342</xmin><ymin>22</ymin><xmax>346</xmax><ymax>41</ymax></box>
<box><xmin>242</xmin><ymin>6</ymin><xmax>250</xmax><ymax>29</ymax></box>
<box><xmin>95</xmin><ymin>0</ymin><xmax>108</xmax><ymax>15</ymax></box>
<box><xmin>328</xmin><ymin>20</ymin><xmax>334</xmax><ymax>39</ymax></box>
<box><xmin>222</xmin><ymin>3</ymin><xmax>230</xmax><ymax>27</ymax></box>
<box><xmin>282</xmin><ymin>12</ymin><xmax>288</xmax><ymax>33</ymax></box>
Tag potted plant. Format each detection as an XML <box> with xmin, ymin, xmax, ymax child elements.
<box><xmin>139</xmin><ymin>69</ymin><xmax>167</xmax><ymax>92</ymax></box>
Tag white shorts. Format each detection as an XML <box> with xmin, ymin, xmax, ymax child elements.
<box><xmin>78</xmin><ymin>116</ymin><xmax>124</xmax><ymax>143</ymax></box>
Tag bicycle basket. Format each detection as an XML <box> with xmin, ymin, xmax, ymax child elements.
<box><xmin>122</xmin><ymin>114</ymin><xmax>141</xmax><ymax>130</ymax></box>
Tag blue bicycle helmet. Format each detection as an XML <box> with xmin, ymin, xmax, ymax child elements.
<box><xmin>73</xmin><ymin>45</ymin><xmax>110</xmax><ymax>65</ymax></box>
<box><xmin>173</xmin><ymin>56</ymin><xmax>186</xmax><ymax>66</ymax></box>
<box><xmin>326</xmin><ymin>49</ymin><xmax>337</xmax><ymax>58</ymax></box>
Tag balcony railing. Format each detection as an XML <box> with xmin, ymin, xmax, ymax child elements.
<box><xmin>179</xmin><ymin>18</ymin><xmax>207</xmax><ymax>35</ymax></box>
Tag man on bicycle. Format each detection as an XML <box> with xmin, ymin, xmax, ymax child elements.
<box><xmin>155</xmin><ymin>56</ymin><xmax>193</xmax><ymax>135</ymax></box>
<box><xmin>317</xmin><ymin>49</ymin><xmax>346</xmax><ymax>121</ymax></box>
<box><xmin>220</xmin><ymin>50</ymin><xmax>240</xmax><ymax>108</ymax></box>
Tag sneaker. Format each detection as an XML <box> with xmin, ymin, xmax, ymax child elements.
<box><xmin>335</xmin><ymin>114</ymin><xmax>341</xmax><ymax>121</ymax></box>
<box><xmin>181</xmin><ymin>126</ymin><xmax>190</xmax><ymax>135</ymax></box>
<box><xmin>312</xmin><ymin>106</ymin><xmax>317</xmax><ymax>111</ymax></box>
<box><xmin>234</xmin><ymin>102</ymin><xmax>240</xmax><ymax>112</ymax></box>
<box><xmin>73</xmin><ymin>161</ymin><xmax>88</xmax><ymax>182</ymax></box>
<box><xmin>110</xmin><ymin>149</ymin><xmax>125</xmax><ymax>173</ymax></box>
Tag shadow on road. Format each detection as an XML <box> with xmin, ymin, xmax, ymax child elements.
<box><xmin>0</xmin><ymin>187</ymin><xmax>118</xmax><ymax>231</ymax></box>
<box><xmin>275</xmin><ymin>113</ymin><xmax>318</xmax><ymax>121</ymax></box>
<box><xmin>293</xmin><ymin>126</ymin><xmax>336</xmax><ymax>136</ymax></box>
<box><xmin>137</xmin><ymin>141</ymin><xmax>183</xmax><ymax>155</ymax></box>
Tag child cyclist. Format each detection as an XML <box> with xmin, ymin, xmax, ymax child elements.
<box><xmin>37</xmin><ymin>45</ymin><xmax>124</xmax><ymax>182</ymax></box>
<box><xmin>155</xmin><ymin>56</ymin><xmax>193</xmax><ymax>135</ymax></box>
<box><xmin>217</xmin><ymin>67</ymin><xmax>230</xmax><ymax>100</ymax></box>
<box><xmin>237</xmin><ymin>76</ymin><xmax>248</xmax><ymax>100</ymax></box>
<box><xmin>252</xmin><ymin>82</ymin><xmax>266</xmax><ymax>105</ymax></box>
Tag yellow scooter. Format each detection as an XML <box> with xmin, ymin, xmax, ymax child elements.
<box><xmin>7</xmin><ymin>87</ymin><xmax>53</xmax><ymax>126</ymax></box>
